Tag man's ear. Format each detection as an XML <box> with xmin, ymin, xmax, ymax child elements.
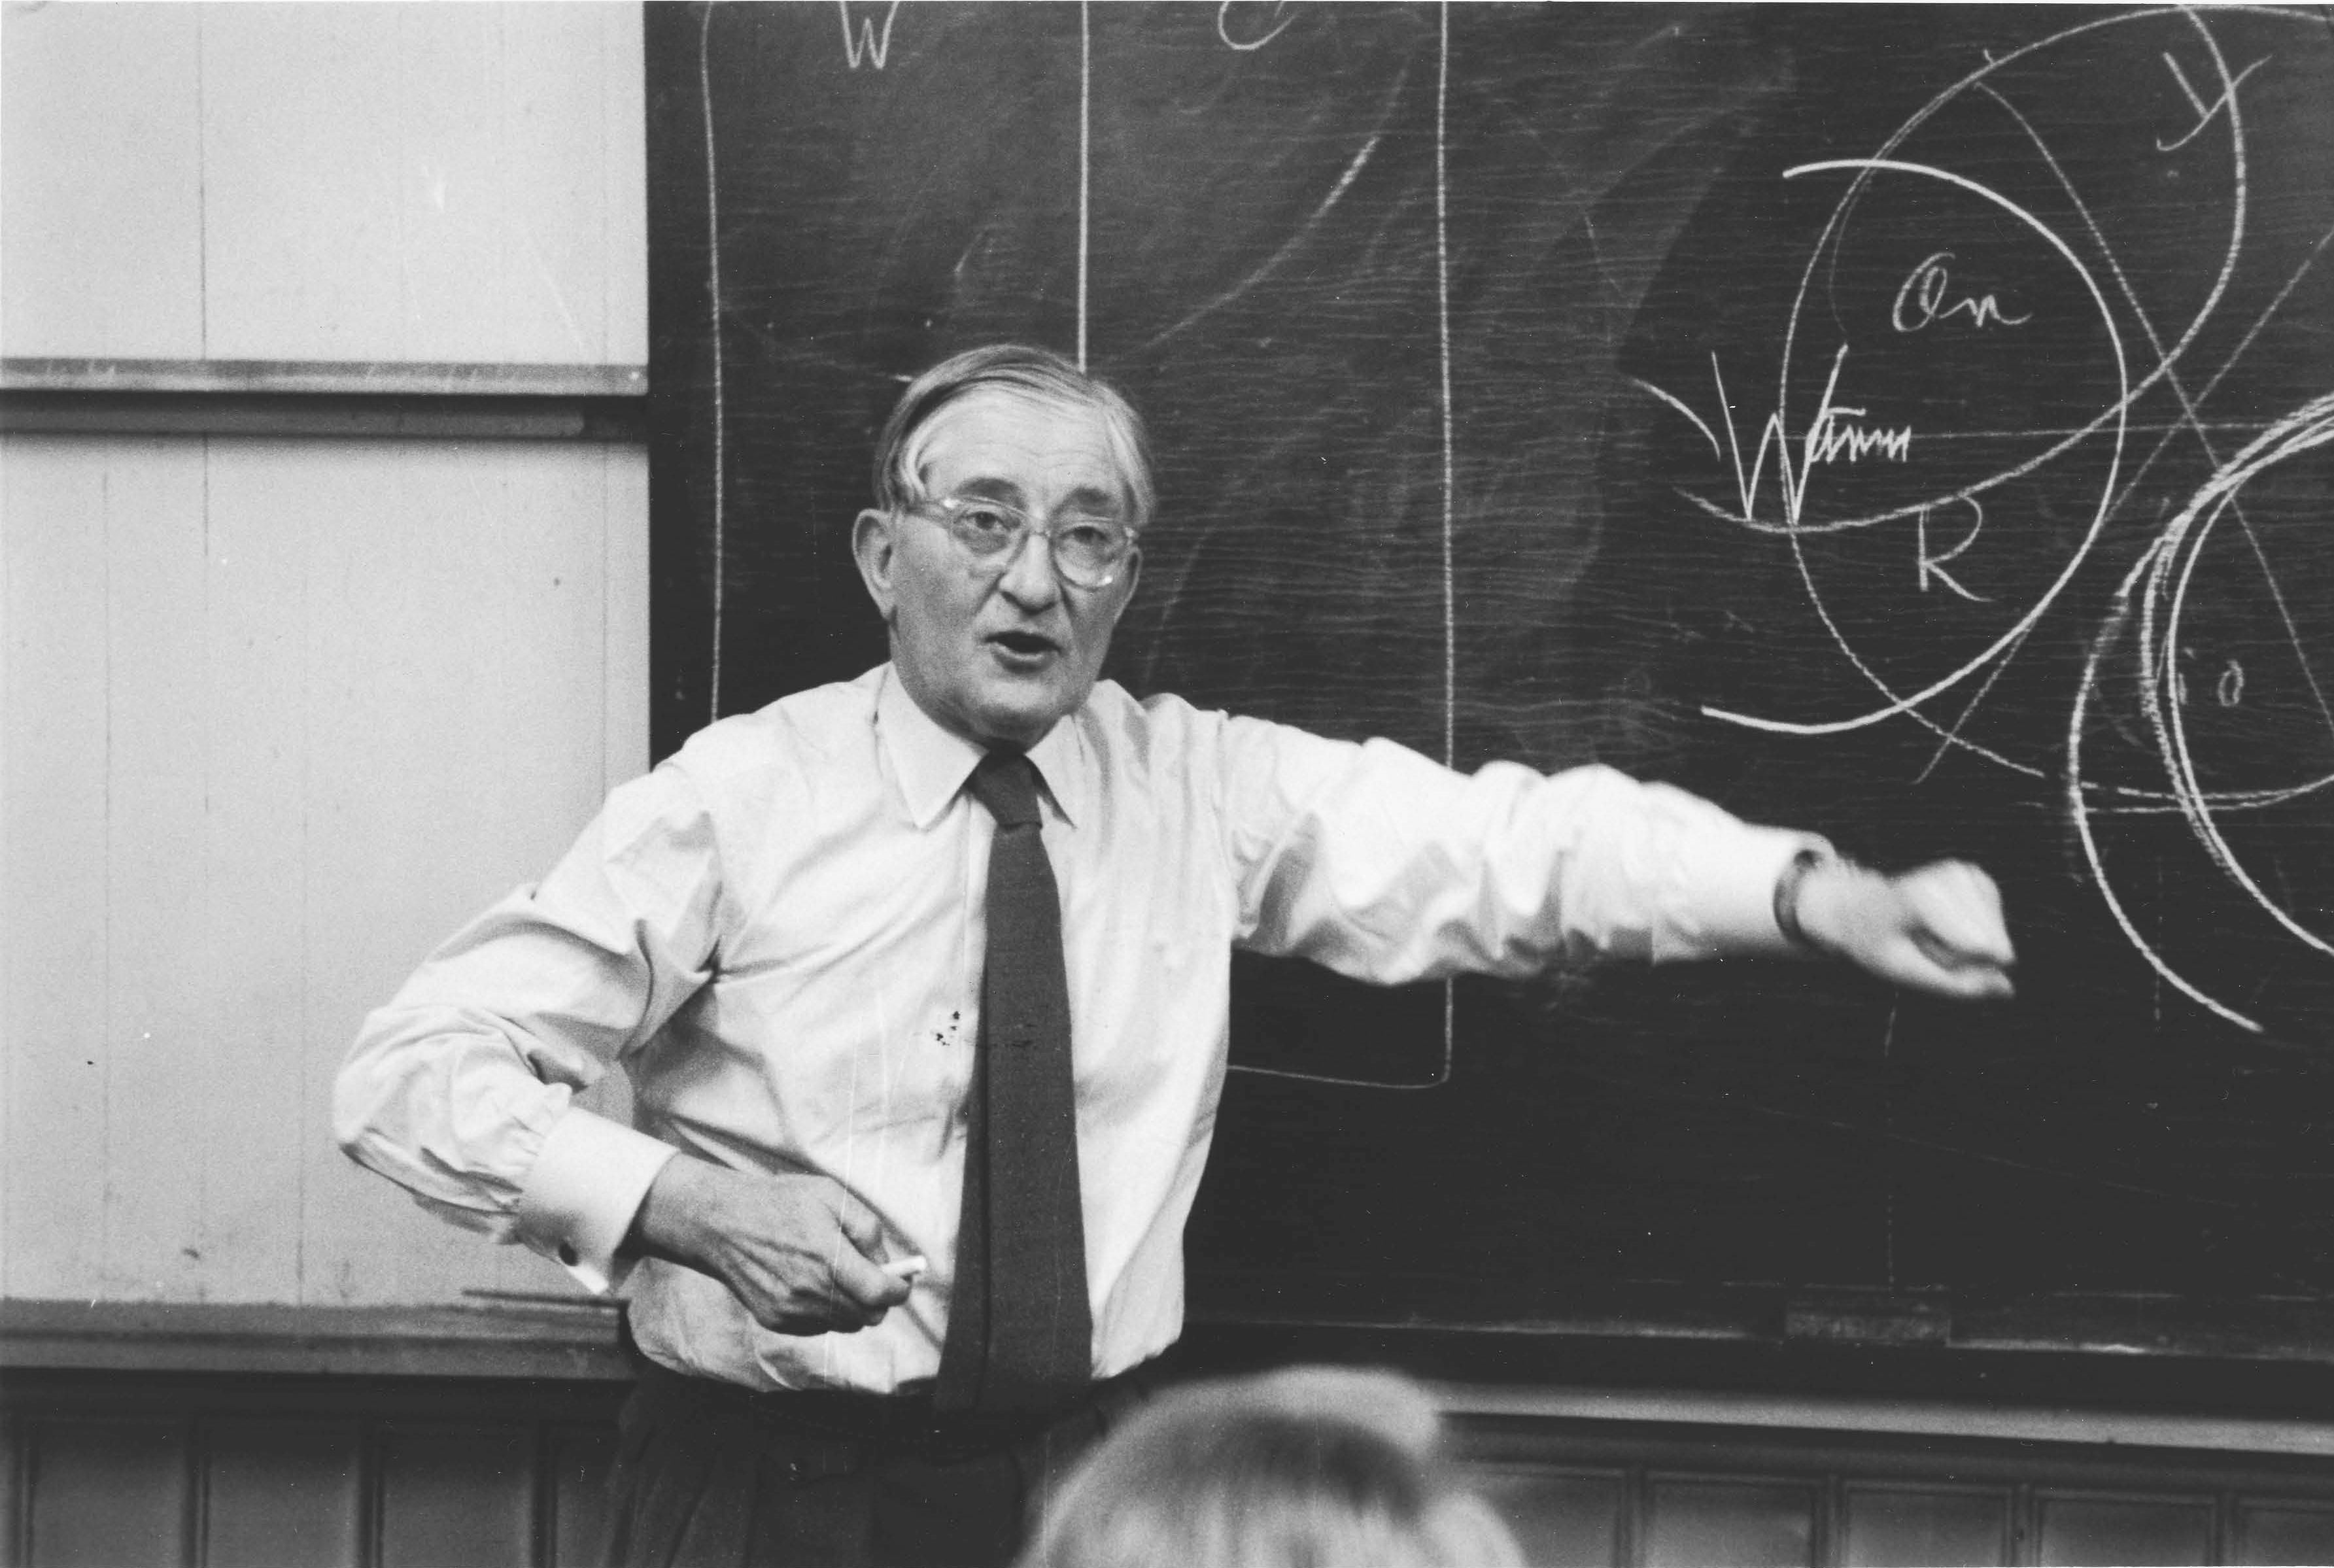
<box><xmin>1107</xmin><ymin>543</ymin><xmax>1142</xmax><ymax>624</ymax></box>
<box><xmin>851</xmin><ymin>508</ymin><xmax>899</xmax><ymax>622</ymax></box>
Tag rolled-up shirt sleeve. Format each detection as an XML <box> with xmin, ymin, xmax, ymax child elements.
<box><xmin>332</xmin><ymin>762</ymin><xmax>724</xmax><ymax>1292</ymax></box>
<box><xmin>1220</xmin><ymin>717</ymin><xmax>1827</xmax><ymax>982</ymax></box>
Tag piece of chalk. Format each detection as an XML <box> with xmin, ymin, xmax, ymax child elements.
<box><xmin>883</xmin><ymin>1254</ymin><xmax>929</xmax><ymax>1278</ymax></box>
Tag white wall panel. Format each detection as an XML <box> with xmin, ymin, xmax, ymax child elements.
<box><xmin>595</xmin><ymin>6</ymin><xmax>651</xmax><ymax>369</ymax></box>
<box><xmin>1</xmin><ymin>439</ymin><xmax>114</xmax><ymax>1297</ymax></box>
<box><xmin>602</xmin><ymin>448</ymin><xmax>651</xmax><ymax>794</ymax></box>
<box><xmin>3</xmin><ymin>434</ymin><xmax>648</xmax><ymax>1306</ymax></box>
<box><xmin>3</xmin><ymin>0</ymin><xmax>649</xmax><ymax>1309</ymax></box>
<box><xmin>195</xmin><ymin>4</ymin><xmax>646</xmax><ymax>365</ymax></box>
<box><xmin>5</xmin><ymin>2</ymin><xmax>645</xmax><ymax>367</ymax></box>
<box><xmin>197</xmin><ymin>6</ymin><xmax>409</xmax><ymax>364</ymax></box>
<box><xmin>0</xmin><ymin>5</ymin><xmax>205</xmax><ymax>356</ymax></box>
<box><xmin>200</xmin><ymin>455</ymin><xmax>314</xmax><ymax>1303</ymax></box>
<box><xmin>100</xmin><ymin>438</ymin><xmax>214</xmax><ymax>1301</ymax></box>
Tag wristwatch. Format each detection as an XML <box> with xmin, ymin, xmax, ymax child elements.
<box><xmin>1773</xmin><ymin>845</ymin><xmax>1837</xmax><ymax>955</ymax></box>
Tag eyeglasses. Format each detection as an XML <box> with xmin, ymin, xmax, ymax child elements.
<box><xmin>904</xmin><ymin>494</ymin><xmax>1137</xmax><ymax>590</ymax></box>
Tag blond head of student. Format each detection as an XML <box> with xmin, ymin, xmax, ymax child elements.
<box><xmin>1019</xmin><ymin>1366</ymin><xmax>1524</xmax><ymax>1568</ymax></box>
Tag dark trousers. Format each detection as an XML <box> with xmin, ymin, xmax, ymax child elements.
<box><xmin>601</xmin><ymin>1355</ymin><xmax>1167</xmax><ymax>1568</ymax></box>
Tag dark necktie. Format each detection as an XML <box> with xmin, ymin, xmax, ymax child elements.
<box><xmin>934</xmin><ymin>751</ymin><xmax>1092</xmax><ymax>1413</ymax></box>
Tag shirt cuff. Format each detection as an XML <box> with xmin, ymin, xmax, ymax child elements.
<box><xmin>515</xmin><ymin>1106</ymin><xmax>679</xmax><ymax>1295</ymax></box>
<box><xmin>1678</xmin><ymin>827</ymin><xmax>1836</xmax><ymax>959</ymax></box>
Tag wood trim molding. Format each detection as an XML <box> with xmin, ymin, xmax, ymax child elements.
<box><xmin>0</xmin><ymin>1298</ymin><xmax>630</xmax><ymax>1382</ymax></box>
<box><xmin>0</xmin><ymin>359</ymin><xmax>648</xmax><ymax>439</ymax></box>
<box><xmin>1</xmin><ymin>359</ymin><xmax>645</xmax><ymax>398</ymax></box>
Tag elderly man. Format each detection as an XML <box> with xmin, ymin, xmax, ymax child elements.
<box><xmin>336</xmin><ymin>343</ymin><xmax>2014</xmax><ymax>1567</ymax></box>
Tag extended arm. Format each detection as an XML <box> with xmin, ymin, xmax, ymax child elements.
<box><xmin>1218</xmin><ymin>716</ymin><xmax>2012</xmax><ymax>998</ymax></box>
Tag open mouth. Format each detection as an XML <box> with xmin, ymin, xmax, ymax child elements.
<box><xmin>989</xmin><ymin>630</ymin><xmax>1061</xmax><ymax>661</ymax></box>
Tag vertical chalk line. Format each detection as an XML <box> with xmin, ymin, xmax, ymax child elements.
<box><xmin>1436</xmin><ymin>0</ymin><xmax>1456</xmax><ymax>1072</ymax></box>
<box><xmin>700</xmin><ymin>5</ymin><xmax>729</xmax><ymax>724</ymax></box>
<box><xmin>1078</xmin><ymin>1</ymin><xmax>1091</xmax><ymax>371</ymax></box>
<box><xmin>1437</xmin><ymin>0</ymin><xmax>1454</xmax><ymax>774</ymax></box>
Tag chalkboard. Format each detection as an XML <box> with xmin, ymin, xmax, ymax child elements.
<box><xmin>645</xmin><ymin>3</ymin><xmax>2334</xmax><ymax>1360</ymax></box>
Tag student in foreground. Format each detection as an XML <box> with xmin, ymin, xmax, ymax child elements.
<box><xmin>1017</xmin><ymin>1365</ymin><xmax>1522</xmax><ymax>1568</ymax></box>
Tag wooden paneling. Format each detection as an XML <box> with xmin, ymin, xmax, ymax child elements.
<box><xmin>1</xmin><ymin>435</ymin><xmax>648</xmax><ymax>1310</ymax></box>
<box><xmin>15</xmin><ymin>1367</ymin><xmax>2334</xmax><ymax>1568</ymax></box>
<box><xmin>1448</xmin><ymin>1399</ymin><xmax>2334</xmax><ymax>1566</ymax></box>
<box><xmin>3</xmin><ymin>1371</ymin><xmax>625</xmax><ymax>1568</ymax></box>
<box><xmin>0</xmin><ymin>5</ymin><xmax>205</xmax><ymax>358</ymax></box>
<box><xmin>1</xmin><ymin>1403</ymin><xmax>21</xmax><ymax>1565</ymax></box>
<box><xmin>1840</xmin><ymin>1485</ymin><xmax>2011</xmax><ymax>1568</ymax></box>
<box><xmin>550</xmin><ymin>1423</ymin><xmax>619</xmax><ymax>1568</ymax></box>
<box><xmin>2234</xmin><ymin>1503</ymin><xmax>2334</xmax><ymax>1565</ymax></box>
<box><xmin>1469</xmin><ymin>1466</ymin><xmax>1623</xmax><ymax>1568</ymax></box>
<box><xmin>22</xmin><ymin>1419</ymin><xmax>190</xmax><ymax>1568</ymax></box>
<box><xmin>1643</xmin><ymin>1478</ymin><xmax>1817</xmax><ymax>1568</ymax></box>
<box><xmin>203</xmin><ymin>1420</ymin><xmax>362</xmax><ymax>1568</ymax></box>
<box><xmin>376</xmin><ymin>1423</ymin><xmax>536</xmax><ymax>1568</ymax></box>
<box><xmin>2036</xmin><ymin>1494</ymin><xmax>2216</xmax><ymax>1567</ymax></box>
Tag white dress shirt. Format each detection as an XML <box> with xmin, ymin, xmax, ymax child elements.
<box><xmin>335</xmin><ymin>664</ymin><xmax>1819</xmax><ymax>1393</ymax></box>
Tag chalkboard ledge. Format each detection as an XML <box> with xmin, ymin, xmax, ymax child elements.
<box><xmin>13</xmin><ymin>1293</ymin><xmax>2332</xmax><ymax>1457</ymax></box>
<box><xmin>1188</xmin><ymin>1270</ymin><xmax>2334</xmax><ymax>1363</ymax></box>
<box><xmin>1425</xmin><ymin>1380</ymin><xmax>2334</xmax><ymax>1459</ymax></box>
<box><xmin>1183</xmin><ymin>1272</ymin><xmax>2334</xmax><ymax>1441</ymax></box>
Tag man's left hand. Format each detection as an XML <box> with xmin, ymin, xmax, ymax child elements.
<box><xmin>1791</xmin><ymin>858</ymin><xmax>2016</xmax><ymax>1001</ymax></box>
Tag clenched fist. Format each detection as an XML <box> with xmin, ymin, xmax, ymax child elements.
<box><xmin>1785</xmin><ymin>856</ymin><xmax>2016</xmax><ymax>1001</ymax></box>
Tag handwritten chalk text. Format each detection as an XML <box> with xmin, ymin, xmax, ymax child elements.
<box><xmin>838</xmin><ymin>1</ymin><xmax>902</xmax><ymax>70</ymax></box>
<box><xmin>1892</xmin><ymin>252</ymin><xmax>2031</xmax><ymax>332</ymax></box>
<box><xmin>1917</xmin><ymin>498</ymin><xmax>1991</xmax><ymax>601</ymax></box>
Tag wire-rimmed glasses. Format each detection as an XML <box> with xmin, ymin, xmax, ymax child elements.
<box><xmin>904</xmin><ymin>493</ymin><xmax>1138</xmax><ymax>590</ymax></box>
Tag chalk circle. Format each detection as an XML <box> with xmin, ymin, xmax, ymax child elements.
<box><xmin>2146</xmin><ymin>392</ymin><xmax>2334</xmax><ymax>955</ymax></box>
<box><xmin>1779</xmin><ymin>160</ymin><xmax>2126</xmax><ymax>738</ymax></box>
<box><xmin>1709</xmin><ymin>8</ymin><xmax>2261</xmax><ymax>773</ymax></box>
<box><xmin>1711</xmin><ymin>145</ymin><xmax>2131</xmax><ymax>765</ymax></box>
<box><xmin>2064</xmin><ymin>393</ymin><xmax>2334</xmax><ymax>1035</ymax></box>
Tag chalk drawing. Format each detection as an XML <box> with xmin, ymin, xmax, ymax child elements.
<box><xmin>1216</xmin><ymin>0</ymin><xmax>1297</xmax><ymax>54</ymax></box>
<box><xmin>700</xmin><ymin>6</ymin><xmax>729</xmax><ymax>723</ymax></box>
<box><xmin>1629</xmin><ymin>6</ymin><xmax>2334</xmax><ymax>1033</ymax></box>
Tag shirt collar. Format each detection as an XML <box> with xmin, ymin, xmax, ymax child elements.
<box><xmin>874</xmin><ymin>664</ymin><xmax>1090</xmax><ymax>830</ymax></box>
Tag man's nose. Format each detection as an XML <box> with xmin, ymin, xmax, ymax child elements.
<box><xmin>995</xmin><ymin>528</ymin><xmax>1062</xmax><ymax>604</ymax></box>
